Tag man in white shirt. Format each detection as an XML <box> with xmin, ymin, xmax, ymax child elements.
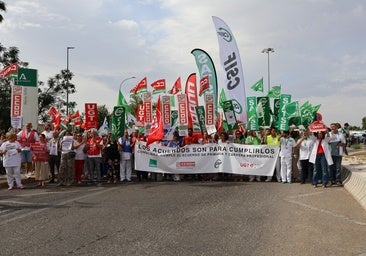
<box><xmin>329</xmin><ymin>123</ymin><xmax>346</xmax><ymax>185</ymax></box>
<box><xmin>279</xmin><ymin>130</ymin><xmax>296</xmax><ymax>184</ymax></box>
<box><xmin>47</xmin><ymin>130</ymin><xmax>60</xmax><ymax>183</ymax></box>
<box><xmin>17</xmin><ymin>123</ymin><xmax>39</xmax><ymax>177</ymax></box>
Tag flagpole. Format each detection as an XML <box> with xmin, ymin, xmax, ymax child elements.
<box><xmin>261</xmin><ymin>48</ymin><xmax>274</xmax><ymax>93</ymax></box>
<box><xmin>66</xmin><ymin>46</ymin><xmax>75</xmax><ymax>116</ymax></box>
<box><xmin>119</xmin><ymin>76</ymin><xmax>136</xmax><ymax>92</ymax></box>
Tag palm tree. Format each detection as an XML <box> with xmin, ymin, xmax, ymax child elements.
<box><xmin>0</xmin><ymin>1</ymin><xmax>6</xmax><ymax>23</ymax></box>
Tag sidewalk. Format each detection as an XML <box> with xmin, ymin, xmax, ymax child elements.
<box><xmin>342</xmin><ymin>144</ymin><xmax>366</xmax><ymax>211</ymax></box>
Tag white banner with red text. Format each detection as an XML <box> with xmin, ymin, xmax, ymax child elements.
<box><xmin>135</xmin><ymin>141</ymin><xmax>279</xmax><ymax>176</ymax></box>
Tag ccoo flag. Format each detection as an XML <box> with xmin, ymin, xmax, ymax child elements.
<box><xmin>212</xmin><ymin>16</ymin><xmax>247</xmax><ymax>124</ymax></box>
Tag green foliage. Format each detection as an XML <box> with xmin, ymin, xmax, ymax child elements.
<box><xmin>97</xmin><ymin>105</ymin><xmax>110</xmax><ymax>128</ymax></box>
<box><xmin>38</xmin><ymin>69</ymin><xmax>76</xmax><ymax>122</ymax></box>
<box><xmin>352</xmin><ymin>144</ymin><xmax>361</xmax><ymax>150</ymax></box>
<box><xmin>0</xmin><ymin>1</ymin><xmax>6</xmax><ymax>23</ymax></box>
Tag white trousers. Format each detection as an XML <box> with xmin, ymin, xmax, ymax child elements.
<box><xmin>120</xmin><ymin>159</ymin><xmax>132</xmax><ymax>181</ymax></box>
<box><xmin>6</xmin><ymin>165</ymin><xmax>23</xmax><ymax>188</ymax></box>
<box><xmin>280</xmin><ymin>156</ymin><xmax>292</xmax><ymax>182</ymax></box>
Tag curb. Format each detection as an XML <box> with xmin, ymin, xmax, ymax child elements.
<box><xmin>342</xmin><ymin>164</ymin><xmax>366</xmax><ymax>211</ymax></box>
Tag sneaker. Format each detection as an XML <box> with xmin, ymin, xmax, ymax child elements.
<box><xmin>256</xmin><ymin>178</ymin><xmax>261</xmax><ymax>182</ymax></box>
<box><xmin>265</xmin><ymin>177</ymin><xmax>272</xmax><ymax>182</ymax></box>
<box><xmin>336</xmin><ymin>181</ymin><xmax>343</xmax><ymax>186</ymax></box>
<box><xmin>249</xmin><ymin>177</ymin><xmax>255</xmax><ymax>182</ymax></box>
<box><xmin>18</xmin><ymin>185</ymin><xmax>24</xmax><ymax>190</ymax></box>
<box><xmin>8</xmin><ymin>187</ymin><xmax>13</xmax><ymax>190</ymax></box>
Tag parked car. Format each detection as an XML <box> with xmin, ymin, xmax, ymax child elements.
<box><xmin>350</xmin><ymin>132</ymin><xmax>366</xmax><ymax>144</ymax></box>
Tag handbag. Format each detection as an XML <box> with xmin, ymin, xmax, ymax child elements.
<box><xmin>68</xmin><ymin>151</ymin><xmax>76</xmax><ymax>158</ymax></box>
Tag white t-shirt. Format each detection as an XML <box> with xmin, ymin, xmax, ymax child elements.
<box><xmin>0</xmin><ymin>141</ymin><xmax>22</xmax><ymax>167</ymax></box>
<box><xmin>279</xmin><ymin>137</ymin><xmax>296</xmax><ymax>157</ymax></box>
<box><xmin>329</xmin><ymin>132</ymin><xmax>346</xmax><ymax>155</ymax></box>
<box><xmin>297</xmin><ymin>137</ymin><xmax>314</xmax><ymax>160</ymax></box>
<box><xmin>42</xmin><ymin>130</ymin><xmax>54</xmax><ymax>140</ymax></box>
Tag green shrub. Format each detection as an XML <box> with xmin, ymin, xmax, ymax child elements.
<box><xmin>352</xmin><ymin>144</ymin><xmax>361</xmax><ymax>149</ymax></box>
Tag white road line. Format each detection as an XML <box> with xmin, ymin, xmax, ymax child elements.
<box><xmin>0</xmin><ymin>186</ymin><xmax>119</xmax><ymax>226</ymax></box>
<box><xmin>285</xmin><ymin>192</ymin><xmax>366</xmax><ymax>226</ymax></box>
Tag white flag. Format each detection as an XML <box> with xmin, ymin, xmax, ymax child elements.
<box><xmin>212</xmin><ymin>16</ymin><xmax>247</xmax><ymax>124</ymax></box>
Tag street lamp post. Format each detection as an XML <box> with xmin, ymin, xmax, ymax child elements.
<box><xmin>119</xmin><ymin>76</ymin><xmax>136</xmax><ymax>92</ymax></box>
<box><xmin>66</xmin><ymin>46</ymin><xmax>75</xmax><ymax>115</ymax></box>
<box><xmin>261</xmin><ymin>48</ymin><xmax>274</xmax><ymax>93</ymax></box>
<box><xmin>117</xmin><ymin>76</ymin><xmax>136</xmax><ymax>106</ymax></box>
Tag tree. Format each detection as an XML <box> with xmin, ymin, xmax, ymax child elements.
<box><xmin>97</xmin><ymin>105</ymin><xmax>110</xmax><ymax>129</ymax></box>
<box><xmin>38</xmin><ymin>69</ymin><xmax>76</xmax><ymax>123</ymax></box>
<box><xmin>362</xmin><ymin>116</ymin><xmax>366</xmax><ymax>130</ymax></box>
<box><xmin>0</xmin><ymin>1</ymin><xmax>6</xmax><ymax>23</ymax></box>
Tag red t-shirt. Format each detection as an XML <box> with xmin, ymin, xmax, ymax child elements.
<box><xmin>317</xmin><ymin>140</ymin><xmax>324</xmax><ymax>154</ymax></box>
<box><xmin>87</xmin><ymin>137</ymin><xmax>102</xmax><ymax>156</ymax></box>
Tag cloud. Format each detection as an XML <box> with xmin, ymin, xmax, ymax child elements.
<box><xmin>1</xmin><ymin>0</ymin><xmax>366</xmax><ymax>127</ymax></box>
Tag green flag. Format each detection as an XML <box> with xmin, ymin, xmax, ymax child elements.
<box><xmin>257</xmin><ymin>97</ymin><xmax>271</xmax><ymax>127</ymax></box>
<box><xmin>218</xmin><ymin>88</ymin><xmax>227</xmax><ymax>109</ymax></box>
<box><xmin>285</xmin><ymin>101</ymin><xmax>300</xmax><ymax>119</ymax></box>
<box><xmin>277</xmin><ymin>94</ymin><xmax>291</xmax><ymax>131</ymax></box>
<box><xmin>251</xmin><ymin>77</ymin><xmax>264</xmax><ymax>92</ymax></box>
<box><xmin>111</xmin><ymin>106</ymin><xmax>126</xmax><ymax>141</ymax></box>
<box><xmin>312</xmin><ymin>104</ymin><xmax>321</xmax><ymax>114</ymax></box>
<box><xmin>247</xmin><ymin>96</ymin><xmax>258</xmax><ymax>131</ymax></box>
<box><xmin>222</xmin><ymin>100</ymin><xmax>238</xmax><ymax>131</ymax></box>
<box><xmin>117</xmin><ymin>91</ymin><xmax>131</xmax><ymax>112</ymax></box>
<box><xmin>267</xmin><ymin>86</ymin><xmax>281</xmax><ymax>98</ymax></box>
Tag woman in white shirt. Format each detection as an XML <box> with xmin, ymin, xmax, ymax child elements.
<box><xmin>295</xmin><ymin>130</ymin><xmax>314</xmax><ymax>184</ymax></box>
<box><xmin>0</xmin><ymin>132</ymin><xmax>23</xmax><ymax>190</ymax></box>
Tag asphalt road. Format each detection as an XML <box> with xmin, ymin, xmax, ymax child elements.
<box><xmin>0</xmin><ymin>181</ymin><xmax>365</xmax><ymax>256</ymax></box>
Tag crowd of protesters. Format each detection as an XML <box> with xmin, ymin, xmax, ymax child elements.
<box><xmin>0</xmin><ymin>121</ymin><xmax>350</xmax><ymax>190</ymax></box>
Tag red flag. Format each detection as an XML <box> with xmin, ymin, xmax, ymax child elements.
<box><xmin>168</xmin><ymin>77</ymin><xmax>182</xmax><ymax>95</ymax></box>
<box><xmin>47</xmin><ymin>107</ymin><xmax>62</xmax><ymax>130</ymax></box>
<box><xmin>0</xmin><ymin>62</ymin><xmax>18</xmax><ymax>78</ymax></box>
<box><xmin>84</xmin><ymin>103</ymin><xmax>98</xmax><ymax>130</ymax></box>
<box><xmin>216</xmin><ymin>112</ymin><xmax>224</xmax><ymax>135</ymax></box>
<box><xmin>199</xmin><ymin>75</ymin><xmax>210</xmax><ymax>96</ymax></box>
<box><xmin>69</xmin><ymin>110</ymin><xmax>82</xmax><ymax>126</ymax></box>
<box><xmin>136</xmin><ymin>103</ymin><xmax>145</xmax><ymax>125</ymax></box>
<box><xmin>146</xmin><ymin>96</ymin><xmax>164</xmax><ymax>146</ymax></box>
<box><xmin>185</xmin><ymin>73</ymin><xmax>198</xmax><ymax>124</ymax></box>
<box><xmin>151</xmin><ymin>79</ymin><xmax>166</xmax><ymax>94</ymax></box>
<box><xmin>130</xmin><ymin>77</ymin><xmax>147</xmax><ymax>95</ymax></box>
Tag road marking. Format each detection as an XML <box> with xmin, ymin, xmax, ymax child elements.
<box><xmin>285</xmin><ymin>192</ymin><xmax>366</xmax><ymax>226</ymax></box>
<box><xmin>0</xmin><ymin>186</ymin><xmax>119</xmax><ymax>226</ymax></box>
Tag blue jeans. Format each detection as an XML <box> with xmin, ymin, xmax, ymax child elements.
<box><xmin>312</xmin><ymin>153</ymin><xmax>329</xmax><ymax>186</ymax></box>
<box><xmin>87</xmin><ymin>157</ymin><xmax>101</xmax><ymax>181</ymax></box>
<box><xmin>329</xmin><ymin>156</ymin><xmax>342</xmax><ymax>182</ymax></box>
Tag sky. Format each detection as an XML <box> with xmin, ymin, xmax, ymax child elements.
<box><xmin>1</xmin><ymin>0</ymin><xmax>366</xmax><ymax>127</ymax></box>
